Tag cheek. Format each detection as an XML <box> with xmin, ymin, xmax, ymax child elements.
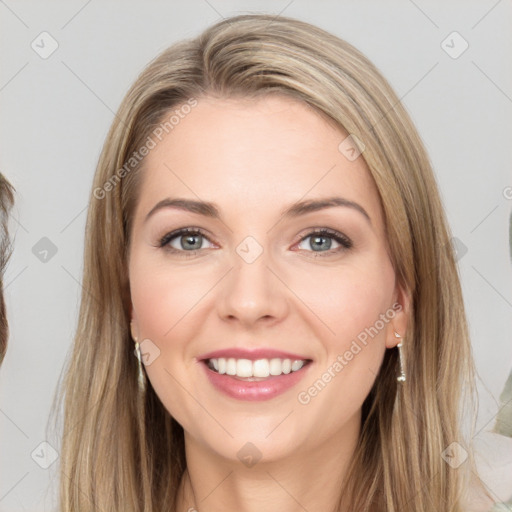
<box><xmin>129</xmin><ymin>256</ymin><xmax>209</xmax><ymax>342</ymax></box>
<box><xmin>297</xmin><ymin>261</ymin><xmax>395</xmax><ymax>407</ymax></box>
<box><xmin>130</xmin><ymin>275</ymin><xmax>172</xmax><ymax>339</ymax></box>
<box><xmin>129</xmin><ymin>257</ymin><xmax>206</xmax><ymax>421</ymax></box>
<box><xmin>296</xmin><ymin>255</ymin><xmax>396</xmax><ymax>346</ymax></box>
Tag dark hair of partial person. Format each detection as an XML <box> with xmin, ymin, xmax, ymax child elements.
<box><xmin>0</xmin><ymin>173</ymin><xmax>15</xmax><ymax>364</ymax></box>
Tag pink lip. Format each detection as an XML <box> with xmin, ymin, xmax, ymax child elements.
<box><xmin>198</xmin><ymin>348</ymin><xmax>311</xmax><ymax>362</ymax></box>
<box><xmin>199</xmin><ymin>359</ymin><xmax>312</xmax><ymax>401</ymax></box>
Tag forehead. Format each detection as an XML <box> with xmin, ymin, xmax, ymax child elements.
<box><xmin>135</xmin><ymin>94</ymin><xmax>383</xmax><ymax>230</ymax></box>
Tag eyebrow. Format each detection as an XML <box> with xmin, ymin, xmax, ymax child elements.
<box><xmin>144</xmin><ymin>196</ymin><xmax>371</xmax><ymax>225</ymax></box>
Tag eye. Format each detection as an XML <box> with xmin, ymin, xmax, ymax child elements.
<box><xmin>295</xmin><ymin>228</ymin><xmax>352</xmax><ymax>256</ymax></box>
<box><xmin>158</xmin><ymin>227</ymin><xmax>215</xmax><ymax>256</ymax></box>
<box><xmin>157</xmin><ymin>227</ymin><xmax>352</xmax><ymax>258</ymax></box>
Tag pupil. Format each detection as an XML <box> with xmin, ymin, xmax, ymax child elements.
<box><xmin>311</xmin><ymin>235</ymin><xmax>331</xmax><ymax>251</ymax></box>
<box><xmin>182</xmin><ymin>234</ymin><xmax>201</xmax><ymax>250</ymax></box>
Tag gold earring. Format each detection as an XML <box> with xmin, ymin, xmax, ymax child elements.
<box><xmin>394</xmin><ymin>331</ymin><xmax>406</xmax><ymax>383</ymax></box>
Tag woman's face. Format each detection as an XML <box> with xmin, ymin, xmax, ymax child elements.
<box><xmin>128</xmin><ymin>94</ymin><xmax>408</xmax><ymax>464</ymax></box>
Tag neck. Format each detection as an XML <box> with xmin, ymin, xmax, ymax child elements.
<box><xmin>176</xmin><ymin>411</ymin><xmax>361</xmax><ymax>512</ymax></box>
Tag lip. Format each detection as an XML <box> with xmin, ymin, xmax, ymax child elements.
<box><xmin>199</xmin><ymin>357</ymin><xmax>312</xmax><ymax>401</ymax></box>
<box><xmin>198</xmin><ymin>348</ymin><xmax>311</xmax><ymax>362</ymax></box>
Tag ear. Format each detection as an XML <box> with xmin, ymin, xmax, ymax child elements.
<box><xmin>385</xmin><ymin>281</ymin><xmax>411</xmax><ymax>349</ymax></box>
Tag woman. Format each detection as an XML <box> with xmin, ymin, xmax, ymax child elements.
<box><xmin>58</xmin><ymin>14</ymin><xmax>491</xmax><ymax>511</ymax></box>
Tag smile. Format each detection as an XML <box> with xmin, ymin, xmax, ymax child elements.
<box><xmin>200</xmin><ymin>356</ymin><xmax>313</xmax><ymax>401</ymax></box>
<box><xmin>206</xmin><ymin>357</ymin><xmax>309</xmax><ymax>379</ymax></box>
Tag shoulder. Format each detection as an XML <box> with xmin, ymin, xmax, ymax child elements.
<box><xmin>462</xmin><ymin>431</ymin><xmax>512</xmax><ymax>512</ymax></box>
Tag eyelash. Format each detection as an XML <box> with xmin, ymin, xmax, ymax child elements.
<box><xmin>157</xmin><ymin>227</ymin><xmax>353</xmax><ymax>258</ymax></box>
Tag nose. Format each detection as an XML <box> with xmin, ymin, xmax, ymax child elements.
<box><xmin>216</xmin><ymin>247</ymin><xmax>289</xmax><ymax>328</ymax></box>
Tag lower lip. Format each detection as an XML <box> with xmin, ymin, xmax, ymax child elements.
<box><xmin>201</xmin><ymin>361</ymin><xmax>311</xmax><ymax>401</ymax></box>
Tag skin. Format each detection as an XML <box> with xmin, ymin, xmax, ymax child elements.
<box><xmin>128</xmin><ymin>94</ymin><xmax>410</xmax><ymax>512</ymax></box>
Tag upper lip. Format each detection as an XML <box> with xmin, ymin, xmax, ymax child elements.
<box><xmin>198</xmin><ymin>348</ymin><xmax>312</xmax><ymax>361</ymax></box>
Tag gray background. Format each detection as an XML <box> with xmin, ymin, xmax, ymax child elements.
<box><xmin>1</xmin><ymin>1</ymin><xmax>511</xmax><ymax>510</ymax></box>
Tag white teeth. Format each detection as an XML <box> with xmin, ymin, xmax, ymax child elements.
<box><xmin>253</xmin><ymin>359</ymin><xmax>270</xmax><ymax>378</ymax></box>
<box><xmin>269</xmin><ymin>358</ymin><xmax>282</xmax><ymax>375</ymax></box>
<box><xmin>291</xmin><ymin>360</ymin><xmax>304</xmax><ymax>371</ymax></box>
<box><xmin>236</xmin><ymin>359</ymin><xmax>253</xmax><ymax>377</ymax></box>
<box><xmin>226</xmin><ymin>358</ymin><xmax>237</xmax><ymax>375</ymax></box>
<box><xmin>207</xmin><ymin>357</ymin><xmax>307</xmax><ymax>378</ymax></box>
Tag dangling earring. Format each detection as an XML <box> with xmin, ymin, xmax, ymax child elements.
<box><xmin>394</xmin><ymin>331</ymin><xmax>406</xmax><ymax>383</ymax></box>
<box><xmin>131</xmin><ymin>324</ymin><xmax>146</xmax><ymax>392</ymax></box>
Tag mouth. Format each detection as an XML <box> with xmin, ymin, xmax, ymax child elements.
<box><xmin>197</xmin><ymin>348</ymin><xmax>314</xmax><ymax>400</ymax></box>
<box><xmin>203</xmin><ymin>357</ymin><xmax>313</xmax><ymax>381</ymax></box>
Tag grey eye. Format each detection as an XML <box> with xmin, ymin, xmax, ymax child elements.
<box><xmin>169</xmin><ymin>232</ymin><xmax>210</xmax><ymax>251</ymax></box>
<box><xmin>298</xmin><ymin>234</ymin><xmax>341</xmax><ymax>252</ymax></box>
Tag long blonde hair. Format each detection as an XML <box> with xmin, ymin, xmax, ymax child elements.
<box><xmin>58</xmin><ymin>14</ymin><xmax>487</xmax><ymax>511</ymax></box>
